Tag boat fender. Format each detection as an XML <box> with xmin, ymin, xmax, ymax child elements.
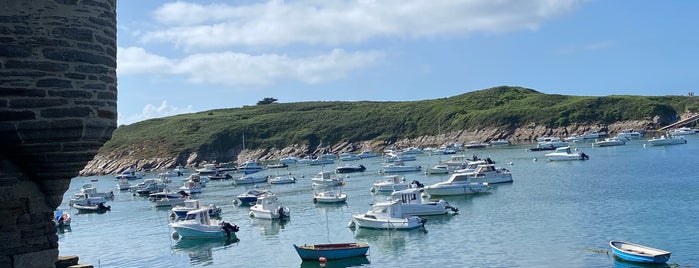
<box><xmin>312</xmin><ymin>198</ymin><xmax>318</xmax><ymax>204</ymax></box>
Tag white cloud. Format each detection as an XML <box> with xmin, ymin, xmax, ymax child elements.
<box><xmin>141</xmin><ymin>0</ymin><xmax>583</xmax><ymax>50</ymax></box>
<box><xmin>118</xmin><ymin>101</ymin><xmax>195</xmax><ymax>125</ymax></box>
<box><xmin>117</xmin><ymin>46</ymin><xmax>175</xmax><ymax>75</ymax></box>
<box><xmin>117</xmin><ymin>46</ymin><xmax>384</xmax><ymax>86</ymax></box>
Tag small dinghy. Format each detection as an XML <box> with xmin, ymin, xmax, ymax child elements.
<box><xmin>293</xmin><ymin>242</ymin><xmax>369</xmax><ymax>260</ymax></box>
<box><xmin>609</xmin><ymin>240</ymin><xmax>671</xmax><ymax>264</ymax></box>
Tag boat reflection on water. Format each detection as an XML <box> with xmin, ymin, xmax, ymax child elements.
<box><xmin>171</xmin><ymin>237</ymin><xmax>239</xmax><ymax>266</ymax></box>
<box><xmin>250</xmin><ymin>217</ymin><xmax>289</xmax><ymax>236</ymax></box>
<box><xmin>56</xmin><ymin>225</ymin><xmax>72</xmax><ymax>234</ymax></box>
<box><xmin>349</xmin><ymin>227</ymin><xmax>426</xmax><ymax>254</ymax></box>
<box><xmin>613</xmin><ymin>256</ymin><xmax>671</xmax><ymax>268</ymax></box>
<box><xmin>299</xmin><ymin>256</ymin><xmax>370</xmax><ymax>268</ymax></box>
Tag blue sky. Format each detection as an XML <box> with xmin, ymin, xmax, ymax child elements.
<box><xmin>116</xmin><ymin>0</ymin><xmax>699</xmax><ymax>125</ymax></box>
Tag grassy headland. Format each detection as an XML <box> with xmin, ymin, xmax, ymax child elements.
<box><xmin>86</xmin><ymin>86</ymin><xmax>698</xmax><ymax>174</ymax></box>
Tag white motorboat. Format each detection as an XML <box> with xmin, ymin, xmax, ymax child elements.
<box><xmin>269</xmin><ymin>175</ymin><xmax>297</xmax><ymax>184</ymax></box>
<box><xmin>453</xmin><ymin>164</ymin><xmax>513</xmax><ymax>184</ymax></box>
<box><xmin>171</xmin><ymin>199</ymin><xmax>221</xmax><ymax>219</ymax></box>
<box><xmin>232</xmin><ymin>174</ymin><xmax>268</xmax><ymax>185</ymax></box>
<box><xmin>465</xmin><ymin>141</ymin><xmax>488</xmax><ymax>149</ymax></box>
<box><xmin>595</xmin><ymin>137</ymin><xmax>627</xmax><ymax>147</ymax></box>
<box><xmin>582</xmin><ymin>130</ymin><xmax>600</xmax><ymax>139</ymax></box>
<box><xmin>400</xmin><ymin>147</ymin><xmax>424</xmax><ymax>155</ymax></box>
<box><xmin>180</xmin><ymin>178</ymin><xmax>203</xmax><ymax>194</ymax></box>
<box><xmin>69</xmin><ymin>192</ymin><xmax>105</xmax><ymax>205</ymax></box>
<box><xmin>423</xmin><ymin>172</ymin><xmax>491</xmax><ymax>196</ymax></box>
<box><xmin>133</xmin><ymin>181</ymin><xmax>168</xmax><ymax>196</ymax></box>
<box><xmin>249</xmin><ymin>194</ymin><xmax>290</xmax><ymax>219</ymax></box>
<box><xmin>76</xmin><ymin>184</ymin><xmax>114</xmax><ymax>199</ymax></box>
<box><xmin>237</xmin><ymin>160</ymin><xmax>266</xmax><ymax>174</ymax></box>
<box><xmin>544</xmin><ymin>146</ymin><xmax>589</xmax><ymax>161</ymax></box>
<box><xmin>647</xmin><ymin>134</ymin><xmax>687</xmax><ymax>146</ymax></box>
<box><xmin>70</xmin><ymin>193</ymin><xmax>111</xmax><ymax>212</ymax></box>
<box><xmin>425</xmin><ymin>164</ymin><xmax>449</xmax><ymax>175</ymax></box>
<box><xmin>370</xmin><ymin>175</ymin><xmax>412</xmax><ymax>193</ymax></box>
<box><xmin>536</xmin><ymin>137</ymin><xmax>570</xmax><ymax>149</ymax></box>
<box><xmin>311</xmin><ymin>171</ymin><xmax>344</xmax><ymax>187</ymax></box>
<box><xmin>307</xmin><ymin>158</ymin><xmax>335</xmax><ymax>166</ymax></box>
<box><xmin>616</xmin><ymin>129</ymin><xmax>643</xmax><ymax>140</ymax></box>
<box><xmin>153</xmin><ymin>196</ymin><xmax>187</xmax><ymax>207</ymax></box>
<box><xmin>54</xmin><ymin>210</ymin><xmax>71</xmax><ymax>227</ymax></box>
<box><xmin>453</xmin><ymin>159</ymin><xmax>487</xmax><ymax>173</ymax></box>
<box><xmin>116</xmin><ymin>178</ymin><xmax>131</xmax><ymax>190</ymax></box>
<box><xmin>312</xmin><ymin>190</ymin><xmax>347</xmax><ymax>204</ymax></box>
<box><xmin>279</xmin><ymin>156</ymin><xmax>299</xmax><ymax>165</ymax></box>
<box><xmin>668</xmin><ymin>127</ymin><xmax>696</xmax><ymax>136</ymax></box>
<box><xmin>348</xmin><ymin>201</ymin><xmax>426</xmax><ymax>230</ymax></box>
<box><xmin>387</xmin><ymin>188</ymin><xmax>458</xmax><ymax>217</ymax></box>
<box><xmin>115</xmin><ymin>167</ymin><xmax>143</xmax><ymax>180</ymax></box>
<box><xmin>169</xmin><ymin>208</ymin><xmax>238</xmax><ymax>239</ymax></box>
<box><xmin>442</xmin><ymin>154</ymin><xmax>468</xmax><ymax>167</ymax></box>
<box><xmin>381</xmin><ymin>161</ymin><xmax>421</xmax><ymax>173</ymax></box>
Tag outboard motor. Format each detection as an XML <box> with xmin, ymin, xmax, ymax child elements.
<box><xmin>580</xmin><ymin>153</ymin><xmax>589</xmax><ymax>160</ymax></box>
<box><xmin>220</xmin><ymin>221</ymin><xmax>239</xmax><ymax>237</ymax></box>
<box><xmin>411</xmin><ymin>180</ymin><xmax>424</xmax><ymax>188</ymax></box>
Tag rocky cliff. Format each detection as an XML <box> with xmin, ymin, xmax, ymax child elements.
<box><xmin>79</xmin><ymin>119</ymin><xmax>656</xmax><ymax>176</ymax></box>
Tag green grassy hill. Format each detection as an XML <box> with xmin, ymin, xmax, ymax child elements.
<box><xmin>103</xmin><ymin>86</ymin><xmax>699</xmax><ymax>160</ymax></box>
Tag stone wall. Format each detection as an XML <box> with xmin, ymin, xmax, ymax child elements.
<box><xmin>0</xmin><ymin>1</ymin><xmax>117</xmax><ymax>267</ymax></box>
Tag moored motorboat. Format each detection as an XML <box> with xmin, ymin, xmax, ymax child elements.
<box><xmin>370</xmin><ymin>175</ymin><xmax>414</xmax><ymax>193</ymax></box>
<box><xmin>609</xmin><ymin>240</ymin><xmax>671</xmax><ymax>264</ymax></box>
<box><xmin>232</xmin><ymin>174</ymin><xmax>268</xmax><ymax>185</ymax></box>
<box><xmin>647</xmin><ymin>134</ymin><xmax>687</xmax><ymax>146</ymax></box>
<box><xmin>171</xmin><ymin>199</ymin><xmax>222</xmax><ymax>219</ymax></box>
<box><xmin>387</xmin><ymin>188</ymin><xmax>458</xmax><ymax>217</ymax></box>
<box><xmin>313</xmin><ymin>190</ymin><xmax>347</xmax><ymax>204</ymax></box>
<box><xmin>249</xmin><ymin>193</ymin><xmax>290</xmax><ymax>219</ymax></box>
<box><xmin>72</xmin><ymin>202</ymin><xmax>111</xmax><ymax>212</ymax></box>
<box><xmin>293</xmin><ymin>242</ymin><xmax>369</xmax><ymax>260</ymax></box>
<box><xmin>423</xmin><ymin>174</ymin><xmax>490</xmax><ymax>196</ymax></box>
<box><xmin>234</xmin><ymin>188</ymin><xmax>271</xmax><ymax>205</ymax></box>
<box><xmin>425</xmin><ymin>164</ymin><xmax>449</xmax><ymax>175</ymax></box>
<box><xmin>169</xmin><ymin>208</ymin><xmax>238</xmax><ymax>239</ymax></box>
<box><xmin>115</xmin><ymin>167</ymin><xmax>144</xmax><ymax>180</ymax></box>
<box><xmin>311</xmin><ymin>171</ymin><xmax>344</xmax><ymax>187</ymax></box>
<box><xmin>455</xmin><ymin>164</ymin><xmax>513</xmax><ymax>184</ymax></box>
<box><xmin>544</xmin><ymin>146</ymin><xmax>589</xmax><ymax>161</ymax></box>
<box><xmin>236</xmin><ymin>160</ymin><xmax>266</xmax><ymax>174</ymax></box>
<box><xmin>595</xmin><ymin>137</ymin><xmax>627</xmax><ymax>147</ymax></box>
<box><xmin>269</xmin><ymin>175</ymin><xmax>297</xmax><ymax>184</ymax></box>
<box><xmin>348</xmin><ymin>201</ymin><xmax>426</xmax><ymax>230</ymax></box>
<box><xmin>335</xmin><ymin>164</ymin><xmax>366</xmax><ymax>174</ymax></box>
<box><xmin>381</xmin><ymin>161</ymin><xmax>421</xmax><ymax>173</ymax></box>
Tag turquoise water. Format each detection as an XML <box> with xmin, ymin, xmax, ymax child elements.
<box><xmin>57</xmin><ymin>137</ymin><xmax>699</xmax><ymax>267</ymax></box>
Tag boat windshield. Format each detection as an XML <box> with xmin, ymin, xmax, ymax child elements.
<box><xmin>184</xmin><ymin>213</ymin><xmax>197</xmax><ymax>221</ymax></box>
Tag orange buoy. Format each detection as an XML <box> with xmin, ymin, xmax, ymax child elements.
<box><xmin>319</xmin><ymin>256</ymin><xmax>327</xmax><ymax>263</ymax></box>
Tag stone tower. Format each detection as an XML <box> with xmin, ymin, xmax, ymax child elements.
<box><xmin>0</xmin><ymin>1</ymin><xmax>117</xmax><ymax>267</ymax></box>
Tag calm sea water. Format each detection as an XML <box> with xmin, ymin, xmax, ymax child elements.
<box><xmin>57</xmin><ymin>136</ymin><xmax>699</xmax><ymax>268</ymax></box>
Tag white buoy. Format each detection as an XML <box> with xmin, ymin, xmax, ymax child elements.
<box><xmin>533</xmin><ymin>157</ymin><xmax>537</xmax><ymax>162</ymax></box>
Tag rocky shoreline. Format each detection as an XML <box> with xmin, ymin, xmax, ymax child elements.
<box><xmin>79</xmin><ymin>120</ymin><xmax>657</xmax><ymax>176</ymax></box>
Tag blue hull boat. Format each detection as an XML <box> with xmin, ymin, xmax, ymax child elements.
<box><xmin>609</xmin><ymin>240</ymin><xmax>671</xmax><ymax>264</ymax></box>
<box><xmin>294</xmin><ymin>242</ymin><xmax>369</xmax><ymax>260</ymax></box>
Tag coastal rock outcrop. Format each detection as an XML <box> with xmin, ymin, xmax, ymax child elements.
<box><xmin>79</xmin><ymin>120</ymin><xmax>654</xmax><ymax>176</ymax></box>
